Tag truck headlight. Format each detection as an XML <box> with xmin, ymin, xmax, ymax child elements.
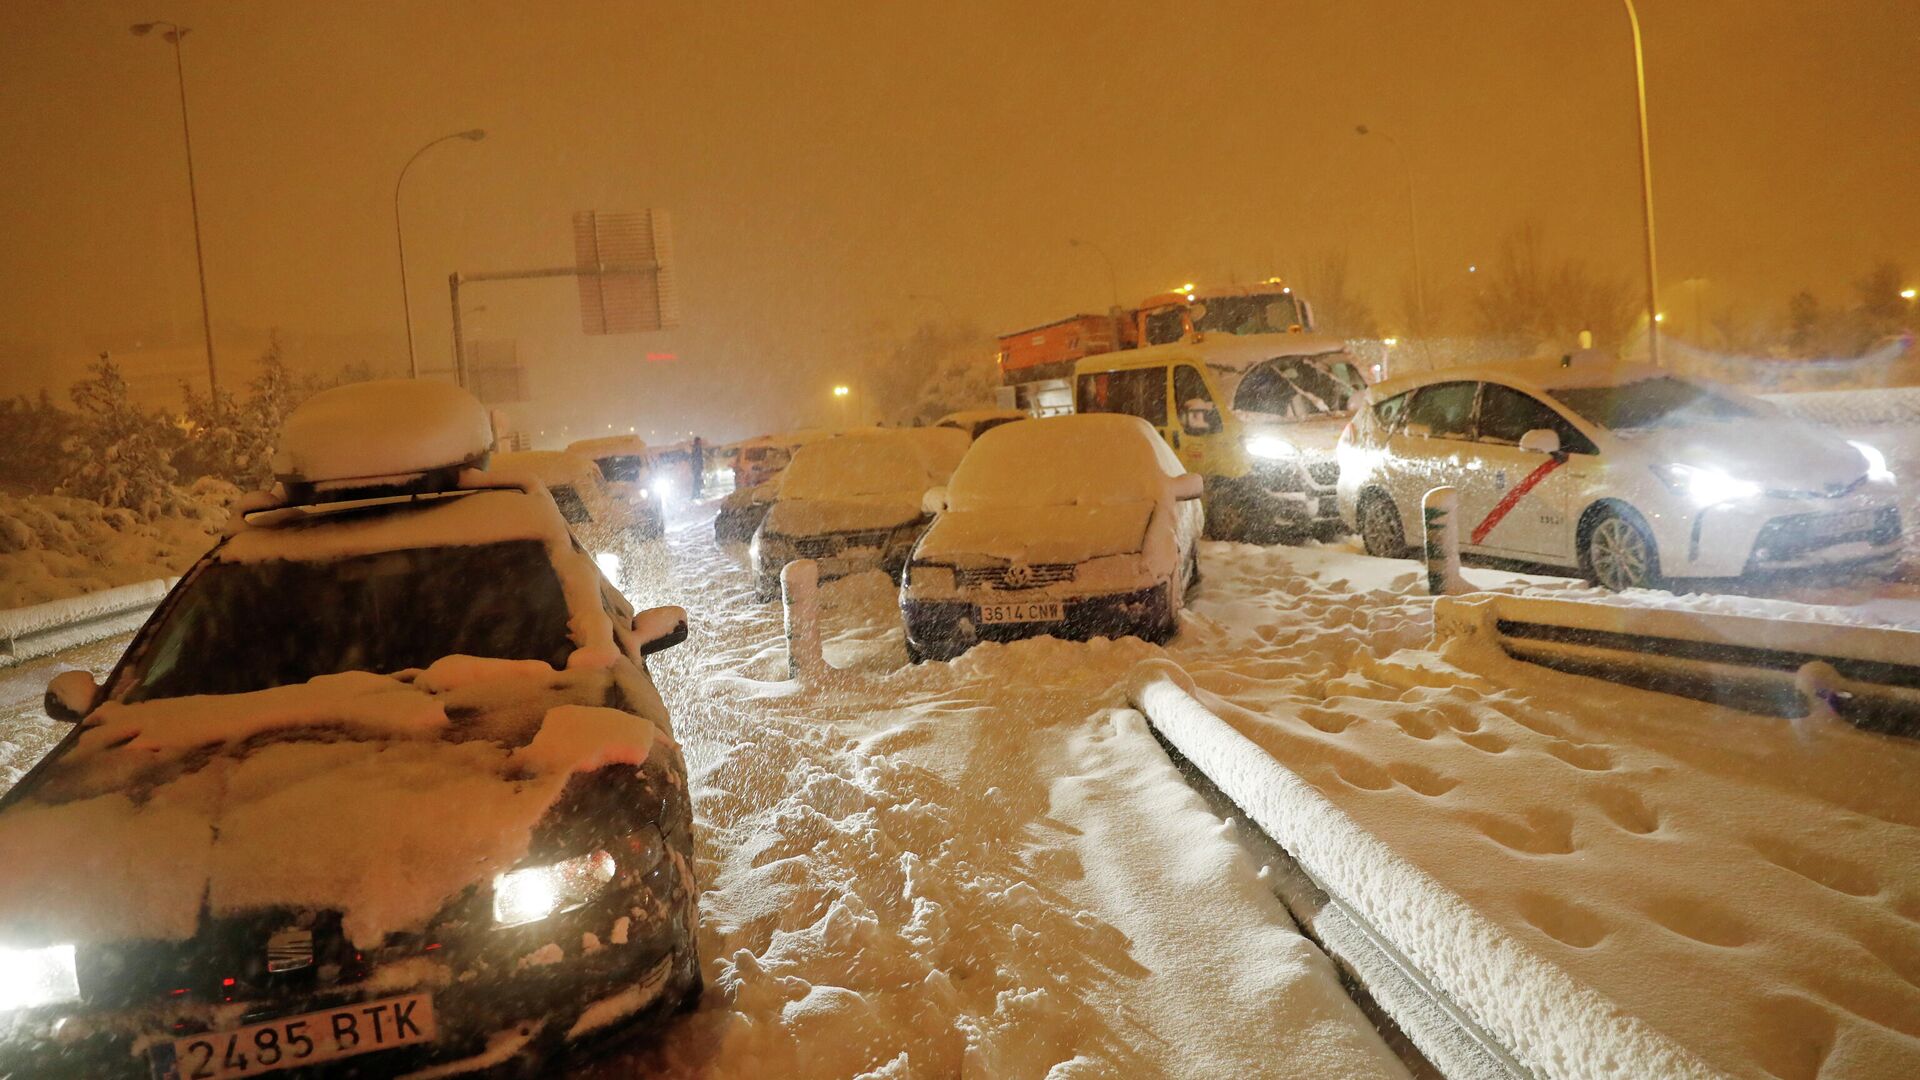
<box><xmin>1245</xmin><ymin>435</ymin><xmax>1297</xmax><ymax>460</ymax></box>
<box><xmin>493</xmin><ymin>850</ymin><xmax>618</xmax><ymax>928</ymax></box>
<box><xmin>1650</xmin><ymin>462</ymin><xmax>1760</xmax><ymax>506</ymax></box>
<box><xmin>1848</xmin><ymin>441</ymin><xmax>1895</xmax><ymax>484</ymax></box>
<box><xmin>0</xmin><ymin>943</ymin><xmax>80</xmax><ymax>1012</ymax></box>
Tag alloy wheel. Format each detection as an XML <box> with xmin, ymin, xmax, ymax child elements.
<box><xmin>1588</xmin><ymin>516</ymin><xmax>1654</xmax><ymax>591</ymax></box>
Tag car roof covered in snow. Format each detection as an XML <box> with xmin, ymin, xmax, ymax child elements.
<box><xmin>273</xmin><ymin>379</ymin><xmax>494</xmax><ymax>485</ymax></box>
<box><xmin>947</xmin><ymin>414</ymin><xmax>1185</xmax><ymax>511</ymax></box>
<box><xmin>896</xmin><ymin>425</ymin><xmax>971</xmax><ymax>480</ymax></box>
<box><xmin>779</xmin><ymin>431</ymin><xmax>936</xmax><ymax>501</ymax></box>
<box><xmin>1365</xmin><ymin>349</ymin><xmax>1670</xmax><ymax>401</ymax></box>
<box><xmin>565</xmin><ymin>435</ymin><xmax>648</xmax><ymax>460</ymax></box>
<box><xmin>487</xmin><ymin>450</ymin><xmax>603</xmax><ymax>488</ymax></box>
<box><xmin>736</xmin><ymin>428</ymin><xmax>837</xmax><ymax>452</ymax></box>
<box><xmin>1079</xmin><ymin>334</ymin><xmax>1351</xmax><ymax>375</ymax></box>
<box><xmin>936</xmin><ymin>408</ymin><xmax>1028</xmax><ymax>428</ymax></box>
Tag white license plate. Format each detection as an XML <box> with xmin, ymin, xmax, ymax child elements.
<box><xmin>153</xmin><ymin>993</ymin><xmax>435</xmax><ymax>1079</ymax></box>
<box><xmin>978</xmin><ymin>599</ymin><xmax>1064</xmax><ymax>625</ymax></box>
<box><xmin>1811</xmin><ymin>510</ymin><xmax>1873</xmax><ymax>538</ymax></box>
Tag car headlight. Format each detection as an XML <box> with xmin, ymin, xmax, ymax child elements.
<box><xmin>1848</xmin><ymin>440</ymin><xmax>1895</xmax><ymax>483</ymax></box>
<box><xmin>1649</xmin><ymin>462</ymin><xmax>1761</xmax><ymax>506</ymax></box>
<box><xmin>651</xmin><ymin>478</ymin><xmax>675</xmax><ymax>501</ymax></box>
<box><xmin>493</xmin><ymin>850</ymin><xmax>618</xmax><ymax>928</ymax></box>
<box><xmin>0</xmin><ymin>943</ymin><xmax>80</xmax><ymax>1012</ymax></box>
<box><xmin>1245</xmin><ymin>435</ymin><xmax>1297</xmax><ymax>460</ymax></box>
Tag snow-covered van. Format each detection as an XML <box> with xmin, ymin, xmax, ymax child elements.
<box><xmin>748</xmin><ymin>430</ymin><xmax>949</xmax><ymax>602</ymax></box>
<box><xmin>901</xmin><ymin>414</ymin><xmax>1204</xmax><ymax>661</ymax></box>
<box><xmin>492</xmin><ymin>449</ymin><xmax>665</xmax><ymax>558</ymax></box>
<box><xmin>1072</xmin><ymin>335</ymin><xmax>1369</xmax><ymax>541</ymax></box>
<box><xmin>0</xmin><ymin>380</ymin><xmax>700</xmax><ymax>1078</ymax></box>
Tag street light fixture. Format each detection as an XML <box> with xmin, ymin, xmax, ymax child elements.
<box><xmin>832</xmin><ymin>385</ymin><xmax>850</xmax><ymax>398</ymax></box>
<box><xmin>1355</xmin><ymin>124</ymin><xmax>1427</xmax><ymax>340</ymax></box>
<box><xmin>395</xmin><ymin>129</ymin><xmax>486</xmax><ymax>378</ymax></box>
<box><xmin>130</xmin><ymin>19</ymin><xmax>219</xmax><ymax>397</ymax></box>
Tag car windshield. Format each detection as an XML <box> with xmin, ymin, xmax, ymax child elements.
<box><xmin>1223</xmin><ymin>353</ymin><xmax>1368</xmax><ymax>418</ymax></box>
<box><xmin>594</xmin><ymin>454</ymin><xmax>648</xmax><ymax>483</ymax></box>
<box><xmin>120</xmin><ymin>540</ymin><xmax>574</xmax><ymax>702</ymax></box>
<box><xmin>1188</xmin><ymin>294</ymin><xmax>1305</xmax><ymax>335</ymax></box>
<box><xmin>780</xmin><ymin>438</ymin><xmax>928</xmax><ymax>499</ymax></box>
<box><xmin>1550</xmin><ymin>377</ymin><xmax>1762</xmax><ymax>431</ymax></box>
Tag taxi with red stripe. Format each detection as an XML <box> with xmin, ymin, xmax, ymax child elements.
<box><xmin>1335</xmin><ymin>351</ymin><xmax>1902</xmax><ymax>590</ymax></box>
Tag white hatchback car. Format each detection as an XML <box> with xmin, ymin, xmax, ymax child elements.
<box><xmin>1336</xmin><ymin>354</ymin><xmax>1902</xmax><ymax>590</ymax></box>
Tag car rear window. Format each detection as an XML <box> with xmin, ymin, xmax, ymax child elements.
<box><xmin>121</xmin><ymin>540</ymin><xmax>574</xmax><ymax>701</ymax></box>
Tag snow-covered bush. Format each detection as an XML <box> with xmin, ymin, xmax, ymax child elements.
<box><xmin>0</xmin><ymin>489</ymin><xmax>224</xmax><ymax>607</ymax></box>
<box><xmin>56</xmin><ymin>357</ymin><xmax>188</xmax><ymax>519</ymax></box>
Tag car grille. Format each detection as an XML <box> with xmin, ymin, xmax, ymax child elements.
<box><xmin>794</xmin><ymin>529</ymin><xmax>892</xmax><ymax>558</ymax></box>
<box><xmin>1766</xmin><ymin>474</ymin><xmax>1866</xmax><ymax>500</ymax></box>
<box><xmin>956</xmin><ymin>563</ymin><xmax>1077</xmax><ymax>590</ymax></box>
<box><xmin>1752</xmin><ymin>506</ymin><xmax>1900</xmax><ymax>562</ymax></box>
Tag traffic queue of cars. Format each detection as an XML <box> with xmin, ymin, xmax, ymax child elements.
<box><xmin>0</xmin><ymin>382</ymin><xmax>698</xmax><ymax>1079</ymax></box>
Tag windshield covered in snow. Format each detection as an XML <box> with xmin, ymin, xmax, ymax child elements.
<box><xmin>1188</xmin><ymin>294</ymin><xmax>1305</xmax><ymax>335</ymax></box>
<box><xmin>780</xmin><ymin>437</ymin><xmax>930</xmax><ymax>500</ymax></box>
<box><xmin>121</xmin><ymin>540</ymin><xmax>573</xmax><ymax>701</ymax></box>
<box><xmin>1222</xmin><ymin>353</ymin><xmax>1368</xmax><ymax>418</ymax></box>
<box><xmin>947</xmin><ymin>417</ymin><xmax>1176</xmax><ymax>511</ymax></box>
<box><xmin>1550</xmin><ymin>377</ymin><xmax>1763</xmax><ymax>432</ymax></box>
<box><xmin>591</xmin><ymin>454</ymin><xmax>649</xmax><ymax>483</ymax></box>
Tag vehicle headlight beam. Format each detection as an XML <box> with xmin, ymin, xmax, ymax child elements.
<box><xmin>492</xmin><ymin>849</ymin><xmax>618</xmax><ymax>928</ymax></box>
<box><xmin>1650</xmin><ymin>462</ymin><xmax>1761</xmax><ymax>506</ymax></box>
<box><xmin>0</xmin><ymin>943</ymin><xmax>80</xmax><ymax>1012</ymax></box>
<box><xmin>1848</xmin><ymin>440</ymin><xmax>1896</xmax><ymax>484</ymax></box>
<box><xmin>1245</xmin><ymin>435</ymin><xmax>1297</xmax><ymax>460</ymax></box>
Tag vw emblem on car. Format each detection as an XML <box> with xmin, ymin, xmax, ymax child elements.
<box><xmin>1002</xmin><ymin>563</ymin><xmax>1036</xmax><ymax>589</ymax></box>
<box><xmin>266</xmin><ymin>927</ymin><xmax>315</xmax><ymax>973</ymax></box>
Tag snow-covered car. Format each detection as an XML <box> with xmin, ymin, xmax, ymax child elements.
<box><xmin>492</xmin><ymin>449</ymin><xmax>664</xmax><ymax>558</ymax></box>
<box><xmin>729</xmin><ymin>429</ymin><xmax>834</xmax><ymax>491</ymax></box>
<box><xmin>1336</xmin><ymin>353</ymin><xmax>1903</xmax><ymax>590</ymax></box>
<box><xmin>0</xmin><ymin>381</ymin><xmax>701</xmax><ymax>1078</ymax></box>
<box><xmin>566</xmin><ymin>435</ymin><xmax>668</xmax><ymax>532</ymax></box>
<box><xmin>713</xmin><ymin>480</ymin><xmax>779</xmax><ymax>545</ymax></box>
<box><xmin>934</xmin><ymin>408</ymin><xmax>1028</xmax><ymax>441</ymax></box>
<box><xmin>748</xmin><ymin>431</ymin><xmax>943</xmax><ymax>602</ymax></box>
<box><xmin>901</xmin><ymin>414</ymin><xmax>1205</xmax><ymax>661</ymax></box>
<box><xmin>1074</xmin><ymin>335</ymin><xmax>1368</xmax><ymax>541</ymax></box>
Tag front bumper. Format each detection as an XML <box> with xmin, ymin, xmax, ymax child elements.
<box><xmin>1660</xmin><ymin>495</ymin><xmax>1902</xmax><ymax>578</ymax></box>
<box><xmin>902</xmin><ymin>583</ymin><xmax>1172</xmax><ymax>661</ymax></box>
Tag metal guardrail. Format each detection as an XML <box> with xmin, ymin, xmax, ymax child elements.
<box><xmin>1433</xmin><ymin>593</ymin><xmax>1920</xmax><ymax>737</ymax></box>
<box><xmin>0</xmin><ymin>578</ymin><xmax>172</xmax><ymax>667</ymax></box>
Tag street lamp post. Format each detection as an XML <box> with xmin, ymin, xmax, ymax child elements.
<box><xmin>1068</xmin><ymin>238</ymin><xmax>1121</xmax><ymax>309</ymax></box>
<box><xmin>395</xmin><ymin>129</ymin><xmax>486</xmax><ymax>378</ymax></box>
<box><xmin>1355</xmin><ymin>125</ymin><xmax>1427</xmax><ymax>340</ymax></box>
<box><xmin>1622</xmin><ymin>0</ymin><xmax>1662</xmax><ymax>367</ymax></box>
<box><xmin>130</xmin><ymin>20</ymin><xmax>218</xmax><ymax>396</ymax></box>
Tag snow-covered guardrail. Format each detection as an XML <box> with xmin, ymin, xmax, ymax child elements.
<box><xmin>1433</xmin><ymin>593</ymin><xmax>1920</xmax><ymax>736</ymax></box>
<box><xmin>1762</xmin><ymin>385</ymin><xmax>1920</xmax><ymax>428</ymax></box>
<box><xmin>0</xmin><ymin>578</ymin><xmax>173</xmax><ymax>667</ymax></box>
<box><xmin>1129</xmin><ymin>662</ymin><xmax>1715</xmax><ymax>1080</ymax></box>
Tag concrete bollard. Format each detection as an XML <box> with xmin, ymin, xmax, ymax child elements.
<box><xmin>782</xmin><ymin>558</ymin><xmax>826</xmax><ymax>681</ymax></box>
<box><xmin>1422</xmin><ymin>486</ymin><xmax>1471</xmax><ymax>597</ymax></box>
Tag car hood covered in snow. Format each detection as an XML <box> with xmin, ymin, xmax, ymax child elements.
<box><xmin>0</xmin><ymin>657</ymin><xmax>670</xmax><ymax>951</ymax></box>
<box><xmin>1619</xmin><ymin>417</ymin><xmax>1871</xmax><ymax>493</ymax></box>
<box><xmin>763</xmin><ymin>495</ymin><xmax>924</xmax><ymax>538</ymax></box>
<box><xmin>915</xmin><ymin>501</ymin><xmax>1156</xmax><ymax>565</ymax></box>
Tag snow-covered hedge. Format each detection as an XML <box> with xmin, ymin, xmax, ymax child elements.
<box><xmin>0</xmin><ymin>480</ymin><xmax>236</xmax><ymax>609</ymax></box>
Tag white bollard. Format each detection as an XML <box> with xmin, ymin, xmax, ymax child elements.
<box><xmin>1422</xmin><ymin>486</ymin><xmax>1471</xmax><ymax>596</ymax></box>
<box><xmin>782</xmin><ymin>558</ymin><xmax>826</xmax><ymax>682</ymax></box>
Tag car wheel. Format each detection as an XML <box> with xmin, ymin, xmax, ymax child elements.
<box><xmin>1357</xmin><ymin>492</ymin><xmax>1408</xmax><ymax>559</ymax></box>
<box><xmin>1582</xmin><ymin>506</ymin><xmax>1662</xmax><ymax>591</ymax></box>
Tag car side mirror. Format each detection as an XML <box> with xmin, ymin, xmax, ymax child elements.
<box><xmin>1518</xmin><ymin>428</ymin><xmax>1562</xmax><ymax>455</ymax></box>
<box><xmin>921</xmin><ymin>486</ymin><xmax>949</xmax><ymax>515</ymax></box>
<box><xmin>1170</xmin><ymin>473</ymin><xmax>1205</xmax><ymax>501</ymax></box>
<box><xmin>633</xmin><ymin>606</ymin><xmax>689</xmax><ymax>655</ymax></box>
<box><xmin>45</xmin><ymin>669</ymin><xmax>101</xmax><ymax>723</ymax></box>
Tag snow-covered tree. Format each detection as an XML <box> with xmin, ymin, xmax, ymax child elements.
<box><xmin>859</xmin><ymin>320</ymin><xmax>997</xmax><ymax>426</ymax></box>
<box><xmin>177</xmin><ymin>333</ymin><xmax>302</xmax><ymax>489</ymax></box>
<box><xmin>0</xmin><ymin>391</ymin><xmax>80</xmax><ymax>495</ymax></box>
<box><xmin>1470</xmin><ymin>224</ymin><xmax>1634</xmax><ymax>355</ymax></box>
<box><xmin>57</xmin><ymin>356</ymin><xmax>186</xmax><ymax>519</ymax></box>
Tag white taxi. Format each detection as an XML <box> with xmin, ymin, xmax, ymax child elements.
<box><xmin>1335</xmin><ymin>353</ymin><xmax>1902</xmax><ymax>590</ymax></box>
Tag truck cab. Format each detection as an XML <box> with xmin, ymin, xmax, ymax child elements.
<box><xmin>1073</xmin><ymin>334</ymin><xmax>1367</xmax><ymax>541</ymax></box>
